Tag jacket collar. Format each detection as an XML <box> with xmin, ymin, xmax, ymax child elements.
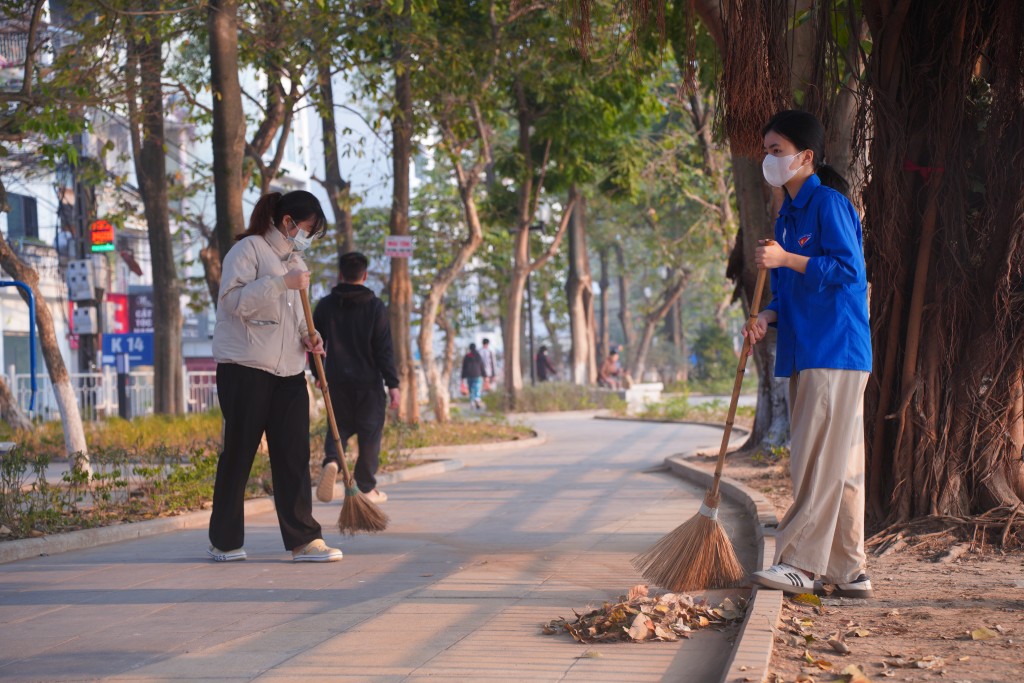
<box><xmin>782</xmin><ymin>173</ymin><xmax>821</xmax><ymax>212</ymax></box>
<box><xmin>263</xmin><ymin>226</ymin><xmax>295</xmax><ymax>260</ymax></box>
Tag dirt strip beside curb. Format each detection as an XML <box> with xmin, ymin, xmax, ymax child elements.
<box><xmin>664</xmin><ymin>453</ymin><xmax>781</xmax><ymax>683</ymax></box>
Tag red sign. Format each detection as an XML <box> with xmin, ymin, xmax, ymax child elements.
<box><xmin>106</xmin><ymin>293</ymin><xmax>129</xmax><ymax>333</ymax></box>
<box><xmin>90</xmin><ymin>219</ymin><xmax>115</xmax><ymax>253</ymax></box>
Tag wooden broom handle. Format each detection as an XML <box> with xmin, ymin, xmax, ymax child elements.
<box><xmin>709</xmin><ymin>240</ymin><xmax>773</xmax><ymax>499</ymax></box>
<box><xmin>299</xmin><ymin>289</ymin><xmax>355</xmax><ymax>488</ymax></box>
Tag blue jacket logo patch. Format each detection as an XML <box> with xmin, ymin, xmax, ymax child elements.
<box><xmin>798</xmin><ymin>233</ymin><xmax>812</xmax><ymax>247</ymax></box>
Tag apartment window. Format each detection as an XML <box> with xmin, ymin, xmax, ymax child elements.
<box><xmin>7</xmin><ymin>193</ymin><xmax>38</xmax><ymax>240</ymax></box>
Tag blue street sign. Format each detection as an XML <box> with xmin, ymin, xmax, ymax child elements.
<box><xmin>102</xmin><ymin>332</ymin><xmax>154</xmax><ymax>367</ymax></box>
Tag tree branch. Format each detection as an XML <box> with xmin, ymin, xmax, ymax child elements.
<box><xmin>529</xmin><ymin>192</ymin><xmax>579</xmax><ymax>274</ymax></box>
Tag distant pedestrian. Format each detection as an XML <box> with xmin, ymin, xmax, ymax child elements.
<box><xmin>479</xmin><ymin>338</ymin><xmax>498</xmax><ymax>391</ymax></box>
<box><xmin>536</xmin><ymin>345</ymin><xmax>557</xmax><ymax>382</ymax></box>
<box><xmin>598</xmin><ymin>350</ymin><xmax>622</xmax><ymax>389</ymax></box>
<box><xmin>461</xmin><ymin>343</ymin><xmax>485</xmax><ymax>409</ymax></box>
<box><xmin>314</xmin><ymin>251</ymin><xmax>400</xmax><ymax>506</ymax></box>
<box><xmin>209</xmin><ymin>190</ymin><xmax>341</xmax><ymax>563</ymax></box>
<box><xmin>746</xmin><ymin>110</ymin><xmax>873</xmax><ymax>598</ymax></box>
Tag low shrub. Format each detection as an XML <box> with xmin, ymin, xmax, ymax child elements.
<box><xmin>482</xmin><ymin>382</ymin><xmax>628</xmax><ymax>413</ymax></box>
<box><xmin>637</xmin><ymin>395</ymin><xmax>755</xmax><ymax>428</ymax></box>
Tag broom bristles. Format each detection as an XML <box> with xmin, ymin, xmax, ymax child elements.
<box><xmin>337</xmin><ymin>488</ymin><xmax>389</xmax><ymax>535</ymax></box>
<box><xmin>631</xmin><ymin>504</ymin><xmax>745</xmax><ymax>592</ymax></box>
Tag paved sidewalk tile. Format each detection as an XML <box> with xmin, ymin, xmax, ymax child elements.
<box><xmin>0</xmin><ymin>415</ymin><xmax>758</xmax><ymax>682</ymax></box>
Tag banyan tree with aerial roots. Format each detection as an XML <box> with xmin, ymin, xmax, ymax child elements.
<box><xmin>571</xmin><ymin>0</ymin><xmax>1024</xmax><ymax>533</ymax></box>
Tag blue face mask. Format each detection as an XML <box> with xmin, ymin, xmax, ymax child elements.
<box><xmin>287</xmin><ymin>220</ymin><xmax>314</xmax><ymax>252</ymax></box>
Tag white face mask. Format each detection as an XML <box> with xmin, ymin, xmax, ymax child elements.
<box><xmin>287</xmin><ymin>220</ymin><xmax>314</xmax><ymax>252</ymax></box>
<box><xmin>762</xmin><ymin>152</ymin><xmax>805</xmax><ymax>187</ymax></box>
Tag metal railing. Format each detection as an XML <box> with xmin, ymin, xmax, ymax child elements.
<box><xmin>10</xmin><ymin>369</ymin><xmax>220</xmax><ymax>421</ymax></box>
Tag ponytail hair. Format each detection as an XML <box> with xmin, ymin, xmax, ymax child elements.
<box><xmin>762</xmin><ymin>110</ymin><xmax>850</xmax><ymax>198</ymax></box>
<box><xmin>814</xmin><ymin>163</ymin><xmax>850</xmax><ymax>197</ymax></box>
<box><xmin>236</xmin><ymin>190</ymin><xmax>328</xmax><ymax>241</ymax></box>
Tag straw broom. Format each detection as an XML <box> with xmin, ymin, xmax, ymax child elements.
<box><xmin>631</xmin><ymin>257</ymin><xmax>770</xmax><ymax>591</ymax></box>
<box><xmin>300</xmin><ymin>289</ymin><xmax>389</xmax><ymax>534</ymax></box>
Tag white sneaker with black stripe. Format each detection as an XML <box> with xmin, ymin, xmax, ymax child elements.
<box><xmin>751</xmin><ymin>562</ymin><xmax>815</xmax><ymax>594</ymax></box>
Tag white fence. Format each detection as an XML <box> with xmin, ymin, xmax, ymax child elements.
<box><xmin>10</xmin><ymin>369</ymin><xmax>219</xmax><ymax>421</ymax></box>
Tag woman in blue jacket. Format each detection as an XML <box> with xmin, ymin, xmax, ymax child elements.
<box><xmin>745</xmin><ymin>110</ymin><xmax>873</xmax><ymax>599</ymax></box>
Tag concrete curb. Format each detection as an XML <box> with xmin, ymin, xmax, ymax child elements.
<box><xmin>0</xmin><ymin>456</ymin><xmax>464</xmax><ymax>565</ymax></box>
<box><xmin>0</xmin><ymin>496</ymin><xmax>275</xmax><ymax>565</ymax></box>
<box><xmin>595</xmin><ymin>413</ymin><xmax>752</xmax><ymax>437</ymax></box>
<box><xmin>662</xmin><ymin>453</ymin><xmax>781</xmax><ymax>683</ymax></box>
<box><xmin>400</xmin><ymin>432</ymin><xmax>546</xmax><ymax>458</ymax></box>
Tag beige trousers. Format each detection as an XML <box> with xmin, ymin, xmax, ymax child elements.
<box><xmin>774</xmin><ymin>368</ymin><xmax>869</xmax><ymax>583</ymax></box>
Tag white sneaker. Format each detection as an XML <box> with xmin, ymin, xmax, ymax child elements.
<box><xmin>207</xmin><ymin>546</ymin><xmax>246</xmax><ymax>562</ymax></box>
<box><xmin>316</xmin><ymin>461</ymin><xmax>339</xmax><ymax>503</ymax></box>
<box><xmin>364</xmin><ymin>489</ymin><xmax>388</xmax><ymax>504</ymax></box>
<box><xmin>751</xmin><ymin>562</ymin><xmax>815</xmax><ymax>594</ymax></box>
<box><xmin>292</xmin><ymin>539</ymin><xmax>342</xmax><ymax>562</ymax></box>
<box><xmin>832</xmin><ymin>573</ymin><xmax>874</xmax><ymax>599</ymax></box>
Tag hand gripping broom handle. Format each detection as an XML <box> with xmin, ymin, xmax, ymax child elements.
<box><xmin>299</xmin><ymin>289</ymin><xmax>356</xmax><ymax>489</ymax></box>
<box><xmin>708</xmin><ymin>244</ymin><xmax>772</xmax><ymax>502</ymax></box>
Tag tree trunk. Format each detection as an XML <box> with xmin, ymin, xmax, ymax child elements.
<box><xmin>597</xmin><ymin>245</ymin><xmax>610</xmax><ymax>362</ymax></box>
<box><xmin>127</xmin><ymin>14</ymin><xmax>183</xmax><ymax>415</ymax></box>
<box><xmin>417</xmin><ymin>159</ymin><xmax>485</xmax><ymax>422</ymax></box>
<box><xmin>564</xmin><ymin>187</ymin><xmax>597</xmax><ymax>385</ymax></box>
<box><xmin>862</xmin><ymin>0</ymin><xmax>1024</xmax><ymax>523</ymax></box>
<box><xmin>0</xmin><ymin>376</ymin><xmax>31</xmax><ymax>431</ymax></box>
<box><xmin>0</xmin><ymin>233</ymin><xmax>88</xmax><ymax>466</ymax></box>
<box><xmin>613</xmin><ymin>242</ymin><xmax>635</xmax><ymax>365</ymax></box>
<box><xmin>316</xmin><ymin>57</ymin><xmax>354</xmax><ymax>255</ymax></box>
<box><xmin>630</xmin><ymin>272</ymin><xmax>689</xmax><ymax>381</ymax></box>
<box><xmin>387</xmin><ymin>1</ymin><xmax>418</xmax><ymax>423</ymax></box>
<box><xmin>728</xmin><ymin>155</ymin><xmax>788</xmax><ymax>451</ymax></box>
<box><xmin>207</xmin><ymin>0</ymin><xmax>245</xmax><ymax>276</ymax></box>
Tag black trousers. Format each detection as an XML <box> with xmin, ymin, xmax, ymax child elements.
<box><xmin>210</xmin><ymin>363</ymin><xmax>322</xmax><ymax>552</ymax></box>
<box><xmin>322</xmin><ymin>385</ymin><xmax>386</xmax><ymax>494</ymax></box>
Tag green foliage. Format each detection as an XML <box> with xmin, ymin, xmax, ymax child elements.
<box><xmin>8</xmin><ymin>411</ymin><xmax>225</xmax><ymax>461</ymax></box>
<box><xmin>0</xmin><ymin>441</ymin><xmax>268</xmax><ymax>540</ymax></box>
<box><xmin>483</xmin><ymin>382</ymin><xmax>627</xmax><ymax>413</ymax></box>
<box><xmin>691</xmin><ymin>325</ymin><xmax>735</xmax><ymax>381</ymax></box>
<box><xmin>751</xmin><ymin>444</ymin><xmax>790</xmax><ymax>466</ymax></box>
<box><xmin>637</xmin><ymin>395</ymin><xmax>755</xmax><ymax>426</ymax></box>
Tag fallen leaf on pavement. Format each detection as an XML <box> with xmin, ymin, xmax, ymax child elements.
<box><xmin>884</xmin><ymin>655</ymin><xmax>945</xmax><ymax>669</ymax></box>
<box><xmin>828</xmin><ymin>636</ymin><xmax>851</xmax><ymax>655</ymax></box>
<box><xmin>793</xmin><ymin>593</ymin><xmax>822</xmax><ymax>608</ymax></box>
<box><xmin>543</xmin><ymin>590</ymin><xmax>747</xmax><ymax>644</ymax></box>
<box><xmin>840</xmin><ymin>663</ymin><xmax>872</xmax><ymax>682</ymax></box>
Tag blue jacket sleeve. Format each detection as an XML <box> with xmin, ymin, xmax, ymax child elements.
<box><xmin>803</xmin><ymin>194</ymin><xmax>863</xmax><ymax>291</ymax></box>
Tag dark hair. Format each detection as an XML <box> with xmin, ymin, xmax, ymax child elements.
<box><xmin>468</xmin><ymin>343</ymin><xmax>477</xmax><ymax>352</ymax></box>
<box><xmin>539</xmin><ymin>345</ymin><xmax>548</xmax><ymax>353</ymax></box>
<box><xmin>237</xmin><ymin>190</ymin><xmax>327</xmax><ymax>241</ymax></box>
<box><xmin>339</xmin><ymin>251</ymin><xmax>369</xmax><ymax>283</ymax></box>
<box><xmin>482</xmin><ymin>338</ymin><xmax>490</xmax><ymax>345</ymax></box>
<box><xmin>762</xmin><ymin>110</ymin><xmax>850</xmax><ymax>197</ymax></box>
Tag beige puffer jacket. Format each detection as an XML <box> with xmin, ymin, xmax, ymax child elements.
<box><xmin>212</xmin><ymin>228</ymin><xmax>310</xmax><ymax>377</ymax></box>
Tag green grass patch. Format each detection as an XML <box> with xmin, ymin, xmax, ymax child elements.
<box><xmin>309</xmin><ymin>414</ymin><xmax>535</xmax><ymax>471</ymax></box>
<box><xmin>636</xmin><ymin>394</ymin><xmax>755</xmax><ymax>427</ymax></box>
<box><xmin>1</xmin><ymin>410</ymin><xmax>534</xmax><ymax>540</ymax></box>
<box><xmin>483</xmin><ymin>382</ymin><xmax>628</xmax><ymax>413</ymax></box>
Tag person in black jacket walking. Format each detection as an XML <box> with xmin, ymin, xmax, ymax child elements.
<box><xmin>313</xmin><ymin>252</ymin><xmax>400</xmax><ymax>505</ymax></box>
<box><xmin>461</xmin><ymin>343</ymin><xmax>485</xmax><ymax>410</ymax></box>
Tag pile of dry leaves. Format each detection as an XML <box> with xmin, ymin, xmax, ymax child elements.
<box><xmin>543</xmin><ymin>584</ymin><xmax>747</xmax><ymax>644</ymax></box>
